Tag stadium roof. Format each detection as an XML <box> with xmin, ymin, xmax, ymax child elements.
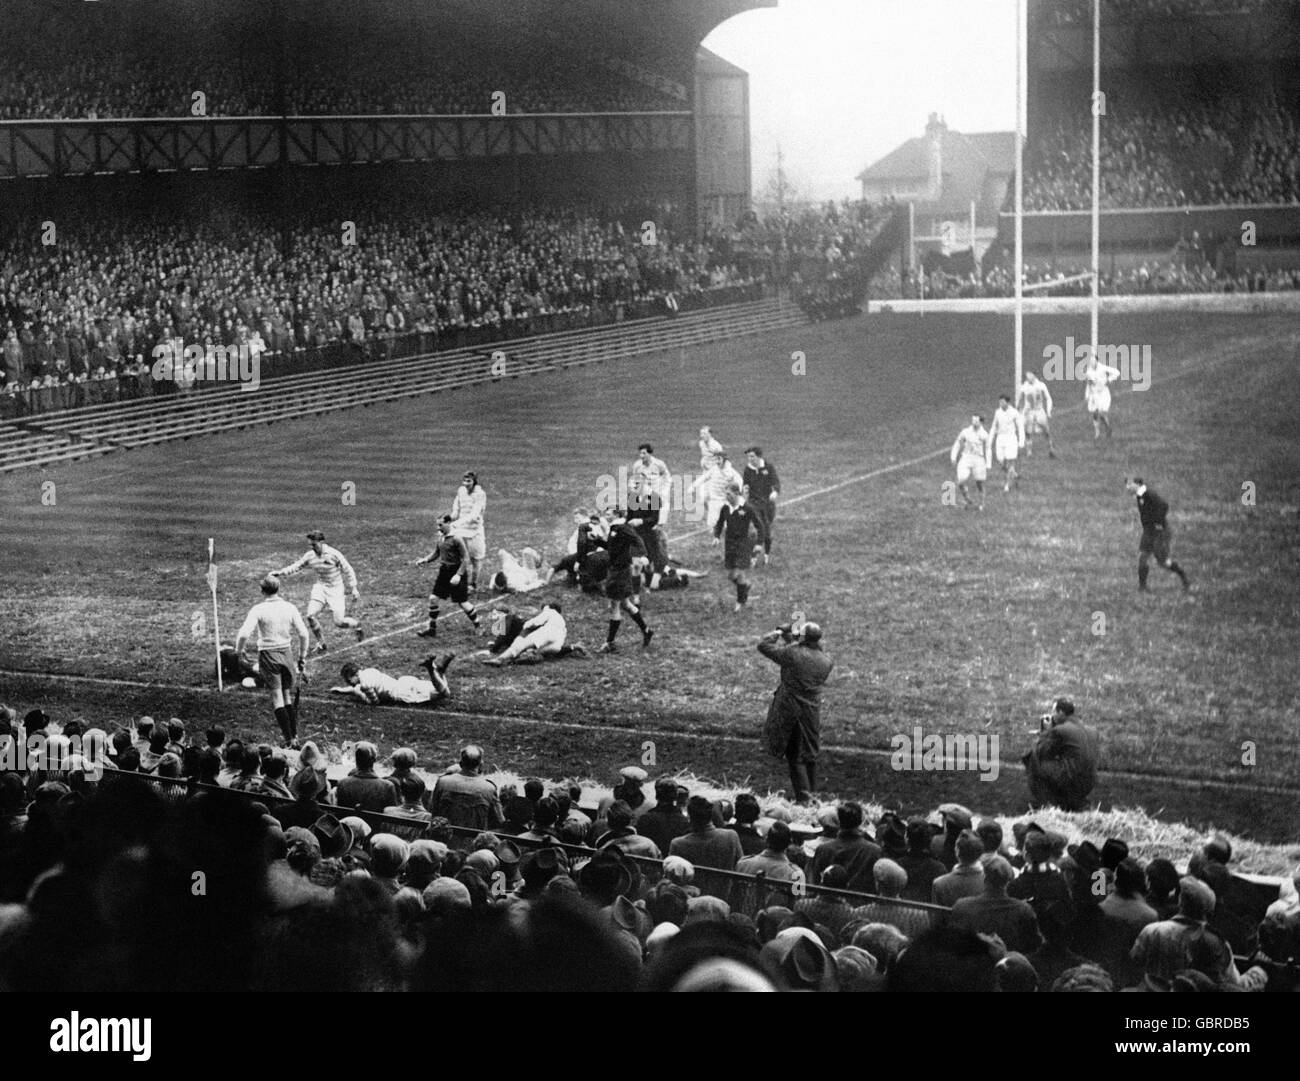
<box><xmin>696</xmin><ymin>46</ymin><xmax>750</xmax><ymax>78</ymax></box>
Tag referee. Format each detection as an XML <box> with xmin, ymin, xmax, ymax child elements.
<box><xmin>235</xmin><ymin>575</ymin><xmax>312</xmax><ymax>747</ymax></box>
<box><xmin>1125</xmin><ymin>477</ymin><xmax>1190</xmax><ymax>592</ymax></box>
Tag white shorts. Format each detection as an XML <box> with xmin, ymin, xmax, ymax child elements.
<box><xmin>956</xmin><ymin>456</ymin><xmax>987</xmax><ymax>484</ymax></box>
<box><xmin>1024</xmin><ymin>408</ymin><xmax>1049</xmax><ymax>433</ymax></box>
<box><xmin>994</xmin><ymin>436</ymin><xmax>1020</xmax><ymax>463</ymax></box>
<box><xmin>390</xmin><ymin>675</ymin><xmax>438</xmax><ymax>704</ymax></box>
<box><xmin>502</xmin><ymin>625</ymin><xmax>566</xmax><ymax>661</ymax></box>
<box><xmin>1086</xmin><ymin>387</ymin><xmax>1111</xmax><ymax>414</ymax></box>
<box><xmin>307</xmin><ymin>582</ymin><xmax>347</xmax><ymax>620</ymax></box>
<box><xmin>455</xmin><ymin>527</ymin><xmax>486</xmax><ymax>560</ymax></box>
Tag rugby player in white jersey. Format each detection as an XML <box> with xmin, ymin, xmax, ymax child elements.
<box><xmin>450</xmin><ymin>470</ymin><xmax>487</xmax><ymax>592</ymax></box>
<box><xmin>1084</xmin><ymin>353</ymin><xmax>1121</xmax><ymax>441</ymax></box>
<box><xmin>688</xmin><ymin>451</ymin><xmax>744</xmax><ymax>530</ymax></box>
<box><xmin>989</xmin><ymin>394</ymin><xmax>1026</xmax><ymax>492</ymax></box>
<box><xmin>273</xmin><ymin>530</ymin><xmax>363</xmax><ymax>653</ymax></box>
<box><xmin>950</xmin><ymin>414</ymin><xmax>992</xmax><ymax>511</ymax></box>
<box><xmin>331</xmin><ymin>654</ymin><xmax>454</xmax><ymax>706</ymax></box>
<box><xmin>1016</xmin><ymin>371</ymin><xmax>1056</xmax><ymax>458</ymax></box>
<box><xmin>235</xmin><ymin>575</ymin><xmax>312</xmax><ymax>747</ymax></box>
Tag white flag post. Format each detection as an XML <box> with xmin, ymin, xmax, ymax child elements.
<box><xmin>208</xmin><ymin>538</ymin><xmax>223</xmax><ymax>691</ymax></box>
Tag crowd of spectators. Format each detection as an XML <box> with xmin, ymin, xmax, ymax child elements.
<box><xmin>0</xmin><ymin>3</ymin><xmax>681</xmax><ymax>120</ymax></box>
<box><xmin>871</xmin><ymin>256</ymin><xmax>1300</xmax><ymax>300</ymax></box>
<box><xmin>0</xmin><ymin>195</ymin><xmax>760</xmax><ymax>416</ymax></box>
<box><xmin>1046</xmin><ymin>0</ymin><xmax>1281</xmax><ymax>23</ymax></box>
<box><xmin>1022</xmin><ymin>87</ymin><xmax>1300</xmax><ymax>211</ymax></box>
<box><xmin>2</xmin><ymin>705</ymin><xmax>1297</xmax><ymax>992</ymax></box>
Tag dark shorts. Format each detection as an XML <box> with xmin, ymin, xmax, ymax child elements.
<box><xmin>433</xmin><ymin>564</ymin><xmax>470</xmax><ymax>603</ymax></box>
<box><xmin>605</xmin><ymin>565</ymin><xmax>637</xmax><ymax>600</ymax></box>
<box><xmin>724</xmin><ymin>546</ymin><xmax>754</xmax><ymax>571</ymax></box>
<box><xmin>258</xmin><ymin>649</ymin><xmax>295</xmax><ymax>695</ymax></box>
<box><xmin>1139</xmin><ymin>528</ymin><xmax>1172</xmax><ymax>561</ymax></box>
<box><xmin>636</xmin><ymin>525</ymin><xmax>667</xmax><ymax>571</ymax></box>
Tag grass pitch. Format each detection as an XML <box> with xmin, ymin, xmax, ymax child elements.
<box><xmin>2</xmin><ymin>310</ymin><xmax>1298</xmax><ymax>838</ymax></box>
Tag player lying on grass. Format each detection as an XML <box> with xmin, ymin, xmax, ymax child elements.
<box><xmin>480</xmin><ymin>602</ymin><xmax>587</xmax><ymax>666</ymax></box>
<box><xmin>330</xmin><ymin>655</ymin><xmax>454</xmax><ymax>706</ymax></box>
<box><xmin>272</xmin><ymin>530</ymin><xmax>364</xmax><ymax>653</ymax></box>
<box><xmin>488</xmin><ymin>547</ymin><xmax>546</xmax><ymax>593</ymax></box>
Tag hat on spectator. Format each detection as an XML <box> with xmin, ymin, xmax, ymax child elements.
<box><xmin>1049</xmin><ymin>963</ymin><xmax>1114</xmax><ymax>993</ymax></box>
<box><xmin>872</xmin><ymin>859</ymin><xmax>907</xmax><ymax>892</ymax></box>
<box><xmin>661</xmin><ymin>855</ymin><xmax>695</xmax><ymax>886</ymax></box>
<box><xmin>495</xmin><ymin>838</ymin><xmax>522</xmax><ymax>867</ymax></box>
<box><xmin>1100</xmin><ymin>838</ymin><xmax>1129</xmax><ymax>869</ymax></box>
<box><xmin>1024</xmin><ymin>831</ymin><xmax>1056</xmax><ymax>863</ymax></box>
<box><xmin>832</xmin><ymin>945</ymin><xmax>878</xmax><ymax>987</ymax></box>
<box><xmin>645</xmin><ymin>921</ymin><xmax>680</xmax><ymax>958</ymax></box>
<box><xmin>995</xmin><ymin>952</ymin><xmax>1039</xmax><ymax>992</ymax></box>
<box><xmin>817</xmin><ymin>806</ymin><xmax>839</xmax><ymax>830</ymax></box>
<box><xmin>876</xmin><ymin>814</ymin><xmax>908</xmax><ymax>857</ymax></box>
<box><xmin>577</xmin><ymin>849</ymin><xmax>632</xmax><ymax>899</ymax></box>
<box><xmin>1067</xmin><ymin>840</ymin><xmax>1103</xmax><ymax>874</ymax></box>
<box><xmin>285</xmin><ymin>827</ymin><xmax>321</xmax><ymax>866</ymax></box>
<box><xmin>684</xmin><ymin>895</ymin><xmax>731</xmax><ymax>925</ymax></box>
<box><xmin>407</xmin><ymin>839</ymin><xmax>448</xmax><ymax>878</ymax></box>
<box><xmin>673</xmin><ymin>958</ymin><xmax>777</xmax><ymax>992</ymax></box>
<box><xmin>765</xmin><ymin>806</ymin><xmax>792</xmax><ymax>824</ymax></box>
<box><xmin>422</xmin><ymin>876</ymin><xmax>472</xmax><ymax>915</ymax></box>
<box><xmin>654</xmin><ymin>777</ymin><xmax>678</xmax><ymax>801</ymax></box>
<box><xmin>370</xmin><ymin>835</ymin><xmax>410</xmax><ymax>878</ymax></box>
<box><xmin>762</xmin><ymin>928</ymin><xmax>839</xmax><ymax>991</ymax></box>
<box><xmin>1177</xmin><ymin>876</ymin><xmax>1216</xmax><ymax>920</ymax></box>
<box><xmin>389</xmin><ymin>747</ymin><xmax>417</xmax><ymax>770</ymax></box>
<box><xmin>464</xmin><ymin>849</ymin><xmax>499</xmax><ymax>878</ymax></box>
<box><xmin>937</xmin><ymin>803</ymin><xmax>974</xmax><ymax>831</ymax></box>
<box><xmin>339</xmin><ymin>816</ymin><xmax>370</xmax><ymax>845</ymax></box>
<box><xmin>609</xmin><ymin>895</ymin><xmax>652</xmax><ymax>942</ymax></box>
<box><xmin>618</xmin><ymin>766</ymin><xmax>648</xmax><ymax>783</ymax></box>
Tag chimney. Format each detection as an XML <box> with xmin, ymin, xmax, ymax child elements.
<box><xmin>926</xmin><ymin>113</ymin><xmax>945</xmax><ymax>200</ymax></box>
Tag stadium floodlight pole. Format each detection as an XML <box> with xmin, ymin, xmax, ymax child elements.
<box><xmin>1014</xmin><ymin>0</ymin><xmax>1026</xmax><ymax>388</ymax></box>
<box><xmin>1090</xmin><ymin>0</ymin><xmax>1101</xmax><ymax>364</ymax></box>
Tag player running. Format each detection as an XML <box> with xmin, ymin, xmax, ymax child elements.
<box><xmin>450</xmin><ymin>470</ymin><xmax>487</xmax><ymax>592</ymax></box>
<box><xmin>697</xmin><ymin>426</ymin><xmax>725</xmax><ymax>471</ymax></box>
<box><xmin>688</xmin><ymin>452</ymin><xmax>744</xmax><ymax>530</ymax></box>
<box><xmin>989</xmin><ymin>394</ymin><xmax>1026</xmax><ymax>492</ymax></box>
<box><xmin>598</xmin><ymin>513</ymin><xmax>655</xmax><ymax>654</ymax></box>
<box><xmin>1084</xmin><ymin>353</ymin><xmax>1121</xmax><ymax>441</ymax></box>
<box><xmin>950</xmin><ymin>414</ymin><xmax>991</xmax><ymax>510</ymax></box>
<box><xmin>272</xmin><ymin>530</ymin><xmax>363</xmax><ymax>653</ymax></box>
<box><xmin>1016</xmin><ymin>371</ymin><xmax>1056</xmax><ymax>458</ymax></box>
<box><xmin>235</xmin><ymin>575</ymin><xmax>312</xmax><ymax>747</ymax></box>
<box><xmin>1125</xmin><ymin>477</ymin><xmax>1191</xmax><ymax>592</ymax></box>
<box><xmin>414</xmin><ymin>516</ymin><xmax>482</xmax><ymax>638</ymax></box>
<box><xmin>331</xmin><ymin>655</ymin><xmax>454</xmax><ymax>706</ymax></box>
<box><xmin>712</xmin><ymin>484</ymin><xmax>768</xmax><ymax>611</ymax></box>
<box><xmin>742</xmin><ymin>446</ymin><xmax>781</xmax><ymax>563</ymax></box>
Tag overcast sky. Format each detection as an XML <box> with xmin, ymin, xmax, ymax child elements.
<box><xmin>703</xmin><ymin>0</ymin><xmax>1020</xmax><ymax>200</ymax></box>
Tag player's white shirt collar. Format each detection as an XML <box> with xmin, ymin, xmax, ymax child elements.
<box><xmin>1134</xmin><ymin>484</ymin><xmax>1148</xmax><ymax>496</ymax></box>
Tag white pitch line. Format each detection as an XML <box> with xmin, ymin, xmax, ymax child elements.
<box><xmin>324</xmin><ymin>596</ymin><xmax>509</xmax><ymax>659</ymax></box>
